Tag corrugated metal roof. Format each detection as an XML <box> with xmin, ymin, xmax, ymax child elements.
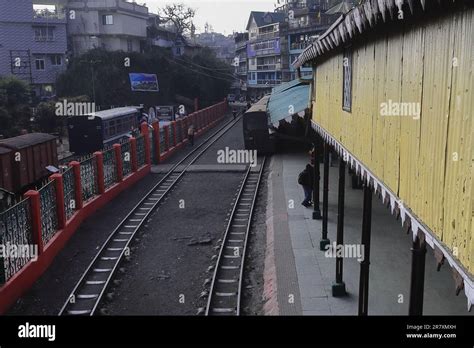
<box><xmin>271</xmin><ymin>76</ymin><xmax>312</xmax><ymax>95</ymax></box>
<box><xmin>0</xmin><ymin>133</ymin><xmax>57</xmax><ymax>150</ymax></box>
<box><xmin>247</xmin><ymin>95</ymin><xmax>270</xmax><ymax>113</ymax></box>
<box><xmin>90</xmin><ymin>107</ymin><xmax>140</xmax><ymax>120</ymax></box>
<box><xmin>293</xmin><ymin>0</ymin><xmax>472</xmax><ymax>68</ymax></box>
<box><xmin>326</xmin><ymin>0</ymin><xmax>354</xmax><ymax>14</ymax></box>
<box><xmin>267</xmin><ymin>80</ymin><xmax>310</xmax><ymax>125</ymax></box>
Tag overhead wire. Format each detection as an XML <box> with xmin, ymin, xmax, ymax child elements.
<box><xmin>163</xmin><ymin>56</ymin><xmax>242</xmax><ymax>83</ymax></box>
<box><xmin>168</xmin><ymin>52</ymin><xmax>244</xmax><ymax>80</ymax></box>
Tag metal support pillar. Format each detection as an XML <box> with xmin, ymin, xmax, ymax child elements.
<box><xmin>409</xmin><ymin>235</ymin><xmax>427</xmax><ymax>315</ymax></box>
<box><xmin>312</xmin><ymin>139</ymin><xmax>322</xmax><ymax>220</ymax></box>
<box><xmin>320</xmin><ymin>141</ymin><xmax>330</xmax><ymax>250</ymax></box>
<box><xmin>332</xmin><ymin>160</ymin><xmax>346</xmax><ymax>297</ymax></box>
<box><xmin>358</xmin><ymin>183</ymin><xmax>372</xmax><ymax>316</ymax></box>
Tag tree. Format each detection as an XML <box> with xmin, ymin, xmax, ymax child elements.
<box><xmin>56</xmin><ymin>48</ymin><xmax>231</xmax><ymax>110</ymax></box>
<box><xmin>158</xmin><ymin>4</ymin><xmax>196</xmax><ymax>36</ymax></box>
<box><xmin>34</xmin><ymin>101</ymin><xmax>57</xmax><ymax>133</ymax></box>
<box><xmin>0</xmin><ymin>76</ymin><xmax>30</xmax><ymax>107</ymax></box>
<box><xmin>204</xmin><ymin>22</ymin><xmax>214</xmax><ymax>34</ymax></box>
<box><xmin>0</xmin><ymin>76</ymin><xmax>32</xmax><ymax>137</ymax></box>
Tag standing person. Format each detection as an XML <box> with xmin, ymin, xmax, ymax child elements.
<box><xmin>298</xmin><ymin>162</ymin><xmax>314</xmax><ymax>207</ymax></box>
<box><xmin>187</xmin><ymin>125</ymin><xmax>195</xmax><ymax>146</ymax></box>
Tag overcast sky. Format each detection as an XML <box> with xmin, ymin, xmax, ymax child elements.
<box><xmin>144</xmin><ymin>0</ymin><xmax>276</xmax><ymax>34</ymax></box>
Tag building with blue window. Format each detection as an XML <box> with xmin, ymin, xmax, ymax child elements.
<box><xmin>276</xmin><ymin>0</ymin><xmax>354</xmax><ymax>80</ymax></box>
<box><xmin>233</xmin><ymin>32</ymin><xmax>248</xmax><ymax>98</ymax></box>
<box><xmin>245</xmin><ymin>11</ymin><xmax>286</xmax><ymax>98</ymax></box>
<box><xmin>238</xmin><ymin>1</ymin><xmax>355</xmax><ymax>99</ymax></box>
<box><xmin>0</xmin><ymin>0</ymin><xmax>68</xmax><ymax>98</ymax></box>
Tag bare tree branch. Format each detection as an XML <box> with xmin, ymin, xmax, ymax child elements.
<box><xmin>158</xmin><ymin>4</ymin><xmax>196</xmax><ymax>36</ymax></box>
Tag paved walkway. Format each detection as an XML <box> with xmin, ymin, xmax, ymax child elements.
<box><xmin>265</xmin><ymin>152</ymin><xmax>473</xmax><ymax>316</ymax></box>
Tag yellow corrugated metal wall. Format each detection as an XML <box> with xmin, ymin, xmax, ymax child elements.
<box><xmin>313</xmin><ymin>9</ymin><xmax>474</xmax><ymax>273</ymax></box>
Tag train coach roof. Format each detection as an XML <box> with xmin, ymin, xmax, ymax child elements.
<box><xmin>247</xmin><ymin>95</ymin><xmax>270</xmax><ymax>113</ymax></box>
<box><xmin>88</xmin><ymin>107</ymin><xmax>140</xmax><ymax>120</ymax></box>
<box><xmin>0</xmin><ymin>147</ymin><xmax>10</xmax><ymax>154</ymax></box>
<box><xmin>0</xmin><ymin>133</ymin><xmax>57</xmax><ymax>150</ymax></box>
<box><xmin>271</xmin><ymin>76</ymin><xmax>312</xmax><ymax>95</ymax></box>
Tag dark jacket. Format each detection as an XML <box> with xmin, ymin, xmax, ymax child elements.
<box><xmin>298</xmin><ymin>164</ymin><xmax>314</xmax><ymax>188</ymax></box>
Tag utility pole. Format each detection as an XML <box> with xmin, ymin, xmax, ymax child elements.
<box><xmin>80</xmin><ymin>59</ymin><xmax>101</xmax><ymax>103</ymax></box>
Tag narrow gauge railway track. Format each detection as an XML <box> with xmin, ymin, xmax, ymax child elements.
<box><xmin>59</xmin><ymin>113</ymin><xmax>243</xmax><ymax>316</ymax></box>
<box><xmin>205</xmin><ymin>156</ymin><xmax>266</xmax><ymax>316</ymax></box>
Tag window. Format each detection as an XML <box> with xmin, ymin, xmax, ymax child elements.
<box><xmin>127</xmin><ymin>39</ymin><xmax>133</xmax><ymax>52</ymax></box>
<box><xmin>50</xmin><ymin>55</ymin><xmax>62</xmax><ymax>66</ymax></box>
<box><xmin>342</xmin><ymin>48</ymin><xmax>352</xmax><ymax>112</ymax></box>
<box><xmin>34</xmin><ymin>26</ymin><xmax>54</xmax><ymax>41</ymax></box>
<box><xmin>102</xmin><ymin>15</ymin><xmax>113</xmax><ymax>25</ymax></box>
<box><xmin>35</xmin><ymin>58</ymin><xmax>45</xmax><ymax>70</ymax></box>
<box><xmin>108</xmin><ymin>120</ymin><xmax>116</xmax><ymax>136</ymax></box>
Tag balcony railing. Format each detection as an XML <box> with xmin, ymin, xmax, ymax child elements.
<box><xmin>254</xmin><ymin>48</ymin><xmax>279</xmax><ymax>56</ymax></box>
<box><xmin>236</xmin><ymin>67</ymin><xmax>247</xmax><ymax>74</ymax></box>
<box><xmin>34</xmin><ymin>35</ymin><xmax>54</xmax><ymax>42</ymax></box>
<box><xmin>288</xmin><ymin>18</ymin><xmax>323</xmax><ymax>30</ymax></box>
<box><xmin>33</xmin><ymin>9</ymin><xmax>66</xmax><ymax>20</ymax></box>
<box><xmin>290</xmin><ymin>42</ymin><xmax>310</xmax><ymax>50</ymax></box>
<box><xmin>275</xmin><ymin>3</ymin><xmax>329</xmax><ymax>13</ymax></box>
<box><xmin>256</xmin><ymin>31</ymin><xmax>279</xmax><ymax>41</ymax></box>
<box><xmin>236</xmin><ymin>42</ymin><xmax>247</xmax><ymax>50</ymax></box>
<box><xmin>256</xmin><ymin>64</ymin><xmax>281</xmax><ymax>71</ymax></box>
<box><xmin>256</xmin><ymin>79</ymin><xmax>281</xmax><ymax>86</ymax></box>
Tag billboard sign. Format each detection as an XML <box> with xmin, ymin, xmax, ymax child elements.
<box><xmin>129</xmin><ymin>73</ymin><xmax>159</xmax><ymax>92</ymax></box>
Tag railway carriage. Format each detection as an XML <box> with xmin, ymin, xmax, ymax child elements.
<box><xmin>0</xmin><ymin>133</ymin><xmax>58</xmax><ymax>194</ymax></box>
<box><xmin>68</xmin><ymin>107</ymin><xmax>142</xmax><ymax>155</ymax></box>
<box><xmin>242</xmin><ymin>96</ymin><xmax>276</xmax><ymax>154</ymax></box>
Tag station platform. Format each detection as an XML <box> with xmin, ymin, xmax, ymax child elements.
<box><xmin>264</xmin><ymin>152</ymin><xmax>473</xmax><ymax>316</ymax></box>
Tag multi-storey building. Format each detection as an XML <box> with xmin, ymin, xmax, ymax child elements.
<box><xmin>245</xmin><ymin>11</ymin><xmax>286</xmax><ymax>97</ymax></box>
<box><xmin>0</xmin><ymin>0</ymin><xmax>68</xmax><ymax>98</ymax></box>
<box><xmin>276</xmin><ymin>0</ymin><xmax>354</xmax><ymax>80</ymax></box>
<box><xmin>233</xmin><ymin>32</ymin><xmax>248</xmax><ymax>98</ymax></box>
<box><xmin>66</xmin><ymin>0</ymin><xmax>149</xmax><ymax>55</ymax></box>
<box><xmin>239</xmin><ymin>2</ymin><xmax>353</xmax><ymax>98</ymax></box>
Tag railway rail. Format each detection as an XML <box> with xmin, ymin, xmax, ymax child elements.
<box><xmin>205</xmin><ymin>156</ymin><xmax>266</xmax><ymax>316</ymax></box>
<box><xmin>59</xmin><ymin>112</ymin><xmax>243</xmax><ymax>316</ymax></box>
